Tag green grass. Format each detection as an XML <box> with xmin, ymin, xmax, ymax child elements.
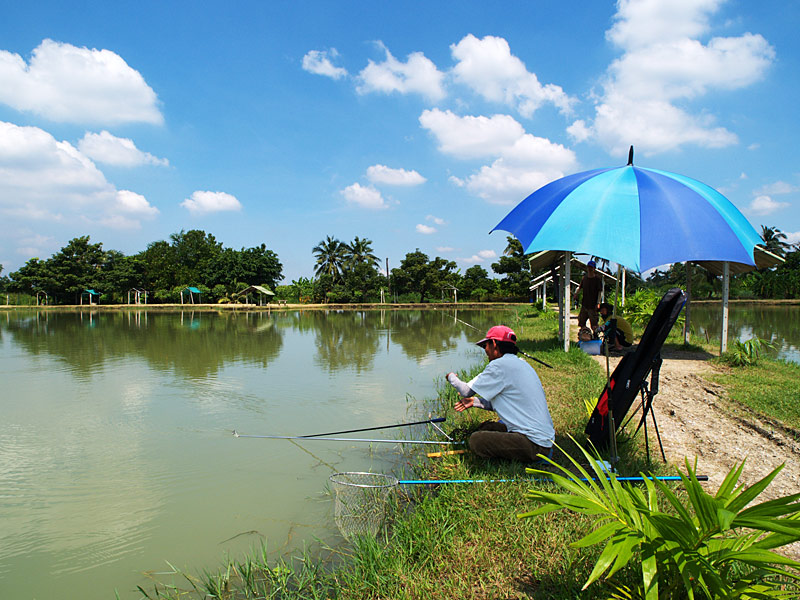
<box><xmin>707</xmin><ymin>357</ymin><xmax>800</xmax><ymax>431</ymax></box>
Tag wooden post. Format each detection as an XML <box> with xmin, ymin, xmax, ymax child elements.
<box><xmin>721</xmin><ymin>262</ymin><xmax>730</xmax><ymax>355</ymax></box>
<box><xmin>684</xmin><ymin>262</ymin><xmax>692</xmax><ymax>344</ymax></box>
<box><xmin>563</xmin><ymin>252</ymin><xmax>571</xmax><ymax>351</ymax></box>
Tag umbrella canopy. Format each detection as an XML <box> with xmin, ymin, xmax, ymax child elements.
<box><xmin>492</xmin><ymin>148</ymin><xmax>763</xmax><ymax>273</ymax></box>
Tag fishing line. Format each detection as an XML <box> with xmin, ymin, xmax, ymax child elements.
<box><xmin>398</xmin><ymin>475</ymin><xmax>708</xmax><ymax>485</ymax></box>
<box><xmin>300</xmin><ymin>417</ymin><xmax>446</xmax><ymax>438</ymax></box>
<box><xmin>451</xmin><ymin>312</ymin><xmax>554</xmax><ymax>369</ymax></box>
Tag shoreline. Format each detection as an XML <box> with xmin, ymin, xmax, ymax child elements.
<box><xmin>0</xmin><ymin>301</ymin><xmax>526</xmax><ymax>312</ymax></box>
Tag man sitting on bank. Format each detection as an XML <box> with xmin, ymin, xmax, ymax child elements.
<box><xmin>446</xmin><ymin>326</ymin><xmax>554</xmax><ymax>463</ymax></box>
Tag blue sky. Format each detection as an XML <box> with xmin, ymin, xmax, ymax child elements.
<box><xmin>0</xmin><ymin>0</ymin><xmax>798</xmax><ymax>282</ymax></box>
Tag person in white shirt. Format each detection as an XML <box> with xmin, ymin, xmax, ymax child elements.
<box><xmin>446</xmin><ymin>325</ymin><xmax>555</xmax><ymax>463</ymax></box>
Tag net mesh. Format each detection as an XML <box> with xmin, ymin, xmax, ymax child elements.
<box><xmin>329</xmin><ymin>472</ymin><xmax>398</xmax><ymax>540</ymax></box>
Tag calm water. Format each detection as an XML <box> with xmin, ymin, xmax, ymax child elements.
<box><xmin>0</xmin><ymin>308</ymin><xmax>506</xmax><ymax>600</ymax></box>
<box><xmin>687</xmin><ymin>303</ymin><xmax>800</xmax><ymax>363</ymax></box>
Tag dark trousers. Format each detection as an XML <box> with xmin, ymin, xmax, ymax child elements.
<box><xmin>469</xmin><ymin>421</ymin><xmax>551</xmax><ymax>463</ymax></box>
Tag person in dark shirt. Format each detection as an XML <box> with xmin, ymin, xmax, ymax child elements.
<box><xmin>574</xmin><ymin>260</ymin><xmax>602</xmax><ymax>337</ymax></box>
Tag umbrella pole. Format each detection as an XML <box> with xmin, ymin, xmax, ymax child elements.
<box><xmin>563</xmin><ymin>252</ymin><xmax>571</xmax><ymax>351</ymax></box>
<box><xmin>605</xmin><ymin>265</ymin><xmax>621</xmax><ymax>466</ymax></box>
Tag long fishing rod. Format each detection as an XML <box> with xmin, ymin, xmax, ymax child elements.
<box><xmin>300</xmin><ymin>417</ymin><xmax>446</xmax><ymax>438</ymax></box>
<box><xmin>452</xmin><ymin>314</ymin><xmax>554</xmax><ymax>369</ymax></box>
<box><xmin>233</xmin><ymin>431</ymin><xmax>463</xmax><ymax>445</ymax></box>
<box><xmin>398</xmin><ymin>475</ymin><xmax>708</xmax><ymax>485</ymax></box>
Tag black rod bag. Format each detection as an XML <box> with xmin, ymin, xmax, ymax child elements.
<box><xmin>584</xmin><ymin>288</ymin><xmax>687</xmax><ymax>449</ymax></box>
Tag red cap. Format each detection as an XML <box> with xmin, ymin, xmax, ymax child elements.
<box><xmin>476</xmin><ymin>325</ymin><xmax>517</xmax><ymax>347</ymax></box>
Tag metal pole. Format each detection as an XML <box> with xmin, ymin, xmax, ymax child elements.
<box><xmin>563</xmin><ymin>251</ymin><xmax>571</xmax><ymax>351</ymax></box>
<box><xmin>721</xmin><ymin>261</ymin><xmax>730</xmax><ymax>354</ymax></box>
<box><xmin>621</xmin><ymin>269</ymin><xmax>626</xmax><ymax>307</ymax></box>
<box><xmin>684</xmin><ymin>262</ymin><xmax>692</xmax><ymax>344</ymax></box>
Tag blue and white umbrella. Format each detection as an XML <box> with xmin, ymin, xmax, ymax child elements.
<box><xmin>492</xmin><ymin>148</ymin><xmax>762</xmax><ymax>273</ymax></box>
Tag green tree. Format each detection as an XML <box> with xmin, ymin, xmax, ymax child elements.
<box><xmin>391</xmin><ymin>249</ymin><xmax>457</xmax><ymax>303</ymax></box>
<box><xmin>8</xmin><ymin>257</ymin><xmax>58</xmax><ymax>298</ymax></box>
<box><xmin>170</xmin><ymin>229</ymin><xmax>223</xmax><ymax>285</ymax></box>
<box><xmin>48</xmin><ymin>236</ymin><xmax>107</xmax><ymax>303</ymax></box>
<box><xmin>460</xmin><ymin>265</ymin><xmax>495</xmax><ymax>300</ymax></box>
<box><xmin>346</xmin><ymin>236</ymin><xmax>380</xmax><ymax>269</ymax></box>
<box><xmin>760</xmin><ymin>225</ymin><xmax>791</xmax><ymax>256</ymax></box>
<box><xmin>313</xmin><ymin>236</ymin><xmax>347</xmax><ymax>280</ymax></box>
<box><xmin>138</xmin><ymin>240</ymin><xmax>178</xmax><ymax>292</ymax></box>
<box><xmin>101</xmin><ymin>251</ymin><xmax>145</xmax><ymax>301</ymax></box>
<box><xmin>491</xmin><ymin>236</ymin><xmax>532</xmax><ymax>300</ymax></box>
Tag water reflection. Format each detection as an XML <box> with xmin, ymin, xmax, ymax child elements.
<box><xmin>689</xmin><ymin>303</ymin><xmax>800</xmax><ymax>363</ymax></box>
<box><xmin>2</xmin><ymin>310</ymin><xmax>285</xmax><ymax>379</ymax></box>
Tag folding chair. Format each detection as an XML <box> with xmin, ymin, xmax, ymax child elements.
<box><xmin>584</xmin><ymin>288</ymin><xmax>688</xmax><ymax>464</ymax></box>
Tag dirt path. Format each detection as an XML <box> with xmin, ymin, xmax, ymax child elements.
<box><xmin>593</xmin><ymin>350</ymin><xmax>800</xmax><ymax>558</ymax></box>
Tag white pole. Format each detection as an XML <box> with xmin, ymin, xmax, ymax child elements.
<box><xmin>684</xmin><ymin>262</ymin><xmax>692</xmax><ymax>344</ymax></box>
<box><xmin>542</xmin><ymin>279</ymin><xmax>546</xmax><ymax>310</ymax></box>
<box><xmin>721</xmin><ymin>262</ymin><xmax>730</xmax><ymax>355</ymax></box>
<box><xmin>563</xmin><ymin>251</ymin><xmax>571</xmax><ymax>351</ymax></box>
<box><xmin>621</xmin><ymin>269</ymin><xmax>626</xmax><ymax>307</ymax></box>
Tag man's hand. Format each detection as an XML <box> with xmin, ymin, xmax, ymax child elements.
<box><xmin>454</xmin><ymin>398</ymin><xmax>475</xmax><ymax>412</ymax></box>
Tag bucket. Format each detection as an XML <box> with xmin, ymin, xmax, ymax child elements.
<box><xmin>580</xmin><ymin>340</ymin><xmax>602</xmax><ymax>355</ymax></box>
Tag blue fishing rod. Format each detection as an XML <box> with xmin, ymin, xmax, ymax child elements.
<box><xmin>398</xmin><ymin>474</ymin><xmax>708</xmax><ymax>485</ymax></box>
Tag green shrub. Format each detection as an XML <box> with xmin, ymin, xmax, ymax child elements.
<box><xmin>721</xmin><ymin>337</ymin><xmax>776</xmax><ymax>367</ymax></box>
<box><xmin>519</xmin><ymin>440</ymin><xmax>800</xmax><ymax>599</ymax></box>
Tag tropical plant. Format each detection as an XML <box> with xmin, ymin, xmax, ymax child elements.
<box><xmin>312</xmin><ymin>235</ymin><xmax>347</xmax><ymax>281</ymax></box>
<box><xmin>622</xmin><ymin>288</ymin><xmax>664</xmax><ymax>327</ymax></box>
<box><xmin>346</xmin><ymin>236</ymin><xmax>380</xmax><ymax>269</ymax></box>
<box><xmin>760</xmin><ymin>225</ymin><xmax>791</xmax><ymax>257</ymax></box>
<box><xmin>722</xmin><ymin>337</ymin><xmax>776</xmax><ymax>367</ymax></box>
<box><xmin>519</xmin><ymin>441</ymin><xmax>800</xmax><ymax>599</ymax></box>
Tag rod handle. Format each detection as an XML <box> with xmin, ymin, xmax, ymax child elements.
<box><xmin>431</xmin><ymin>417</ymin><xmax>446</xmax><ymax>423</ymax></box>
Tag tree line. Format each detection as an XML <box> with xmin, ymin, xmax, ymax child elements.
<box><xmin>1</xmin><ymin>225</ymin><xmax>797</xmax><ymax>305</ymax></box>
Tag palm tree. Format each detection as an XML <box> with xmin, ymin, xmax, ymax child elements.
<box><xmin>312</xmin><ymin>236</ymin><xmax>347</xmax><ymax>280</ymax></box>
<box><xmin>760</xmin><ymin>225</ymin><xmax>791</xmax><ymax>256</ymax></box>
<box><xmin>346</xmin><ymin>236</ymin><xmax>380</xmax><ymax>269</ymax></box>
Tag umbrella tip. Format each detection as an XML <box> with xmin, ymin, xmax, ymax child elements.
<box><xmin>627</xmin><ymin>145</ymin><xmax>634</xmax><ymax>166</ymax></box>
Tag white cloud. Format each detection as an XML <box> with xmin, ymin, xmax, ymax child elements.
<box><xmin>416</xmin><ymin>224</ymin><xmax>436</xmax><ymax>234</ymax></box>
<box><xmin>181</xmin><ymin>191</ymin><xmax>242</xmax><ymax>215</ymax></box>
<box><xmin>357</xmin><ymin>42</ymin><xmax>445</xmax><ymax>102</ymax></box>
<box><xmin>460</xmin><ymin>249</ymin><xmax>498</xmax><ymax>264</ymax></box>
<box><xmin>302</xmin><ymin>49</ymin><xmax>348</xmax><ymax>80</ymax></box>
<box><xmin>748</xmin><ymin>195</ymin><xmax>789</xmax><ymax>216</ymax></box>
<box><xmin>754</xmin><ymin>181</ymin><xmax>797</xmax><ymax>196</ymax></box>
<box><xmin>366</xmin><ymin>164</ymin><xmax>426</xmax><ymax>186</ymax></box>
<box><xmin>578</xmin><ymin>1</ymin><xmax>774</xmax><ymax>155</ymax></box>
<box><xmin>0</xmin><ymin>121</ymin><xmax>159</xmax><ymax>231</ymax></box>
<box><xmin>436</xmin><ymin>246</ymin><xmax>454</xmax><ymax>252</ymax></box>
<box><xmin>421</xmin><ymin>109</ymin><xmax>577</xmax><ymax>204</ymax></box>
<box><xmin>340</xmin><ymin>183</ymin><xmax>388</xmax><ymax>209</ymax></box>
<box><xmin>450</xmin><ymin>34</ymin><xmax>574</xmax><ymax>117</ymax></box>
<box><xmin>78</xmin><ymin>131</ymin><xmax>168</xmax><ymax>167</ymax></box>
<box><xmin>0</xmin><ymin>39</ymin><xmax>163</xmax><ymax>125</ymax></box>
<box><xmin>419</xmin><ymin>109</ymin><xmax>525</xmax><ymax>158</ymax></box>
<box><xmin>14</xmin><ymin>233</ymin><xmax>56</xmax><ymax>257</ymax></box>
<box><xmin>426</xmin><ymin>215</ymin><xmax>445</xmax><ymax>225</ymax></box>
<box><xmin>786</xmin><ymin>231</ymin><xmax>800</xmax><ymax>245</ymax></box>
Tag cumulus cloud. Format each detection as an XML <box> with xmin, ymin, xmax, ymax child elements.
<box><xmin>450</xmin><ymin>34</ymin><xmax>574</xmax><ymax>117</ymax></box>
<box><xmin>14</xmin><ymin>233</ymin><xmax>56</xmax><ymax>257</ymax></box>
<box><xmin>460</xmin><ymin>249</ymin><xmax>498</xmax><ymax>264</ymax></box>
<box><xmin>420</xmin><ymin>108</ymin><xmax>577</xmax><ymax>204</ymax></box>
<box><xmin>0</xmin><ymin>121</ymin><xmax>159</xmax><ymax>232</ymax></box>
<box><xmin>416</xmin><ymin>224</ymin><xmax>436</xmax><ymax>234</ymax></box>
<box><xmin>426</xmin><ymin>215</ymin><xmax>445</xmax><ymax>225</ymax></box>
<box><xmin>302</xmin><ymin>49</ymin><xmax>348</xmax><ymax>79</ymax></box>
<box><xmin>785</xmin><ymin>231</ymin><xmax>800</xmax><ymax>246</ymax></box>
<box><xmin>357</xmin><ymin>42</ymin><xmax>445</xmax><ymax>102</ymax></box>
<box><xmin>754</xmin><ymin>181</ymin><xmax>797</xmax><ymax>196</ymax></box>
<box><xmin>366</xmin><ymin>164</ymin><xmax>426</xmax><ymax>186</ymax></box>
<box><xmin>576</xmin><ymin>0</ymin><xmax>774</xmax><ymax>155</ymax></box>
<box><xmin>748</xmin><ymin>195</ymin><xmax>789</xmax><ymax>216</ymax></box>
<box><xmin>78</xmin><ymin>131</ymin><xmax>168</xmax><ymax>167</ymax></box>
<box><xmin>181</xmin><ymin>191</ymin><xmax>242</xmax><ymax>215</ymax></box>
<box><xmin>340</xmin><ymin>183</ymin><xmax>388</xmax><ymax>209</ymax></box>
<box><xmin>436</xmin><ymin>246</ymin><xmax>454</xmax><ymax>252</ymax></box>
<box><xmin>0</xmin><ymin>39</ymin><xmax>163</xmax><ymax>125</ymax></box>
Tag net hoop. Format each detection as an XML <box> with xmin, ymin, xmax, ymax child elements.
<box><xmin>329</xmin><ymin>472</ymin><xmax>399</xmax><ymax>540</ymax></box>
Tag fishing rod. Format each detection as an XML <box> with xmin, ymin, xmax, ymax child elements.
<box><xmin>300</xmin><ymin>417</ymin><xmax>446</xmax><ymax>438</ymax></box>
<box><xmin>233</xmin><ymin>431</ymin><xmax>463</xmax><ymax>446</ymax></box>
<box><xmin>452</xmin><ymin>314</ymin><xmax>554</xmax><ymax>369</ymax></box>
<box><xmin>398</xmin><ymin>474</ymin><xmax>708</xmax><ymax>485</ymax></box>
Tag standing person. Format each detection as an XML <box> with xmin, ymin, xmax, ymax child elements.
<box><xmin>446</xmin><ymin>326</ymin><xmax>554</xmax><ymax>463</ymax></box>
<box><xmin>574</xmin><ymin>260</ymin><xmax>602</xmax><ymax>337</ymax></box>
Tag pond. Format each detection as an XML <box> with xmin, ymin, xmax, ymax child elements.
<box><xmin>0</xmin><ymin>308</ymin><xmax>510</xmax><ymax>600</ymax></box>
<box><xmin>687</xmin><ymin>302</ymin><xmax>800</xmax><ymax>364</ymax></box>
